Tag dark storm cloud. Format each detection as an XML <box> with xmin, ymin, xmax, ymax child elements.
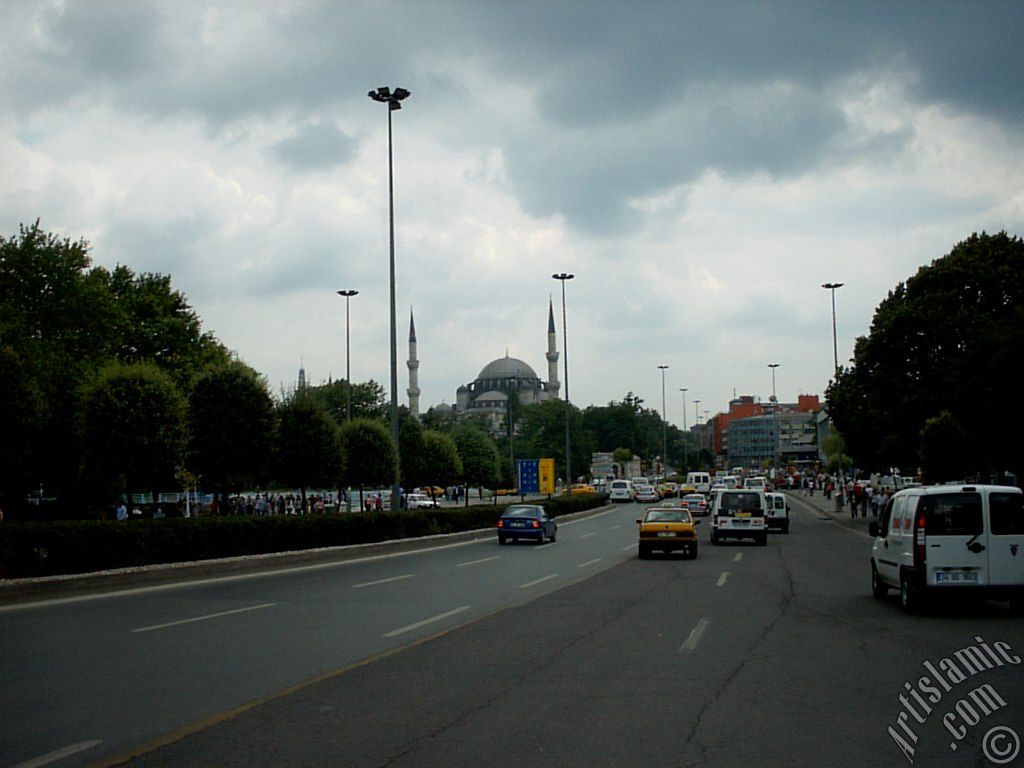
<box><xmin>270</xmin><ymin>123</ymin><xmax>356</xmax><ymax>171</ymax></box>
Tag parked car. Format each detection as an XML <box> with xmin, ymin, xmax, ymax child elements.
<box><xmin>764</xmin><ymin>491</ymin><xmax>790</xmax><ymax>533</ymax></box>
<box><xmin>710</xmin><ymin>489</ymin><xmax>768</xmax><ymax>545</ymax></box>
<box><xmin>869</xmin><ymin>484</ymin><xmax>1024</xmax><ymax>613</ymax></box>
<box><xmin>570</xmin><ymin>483</ymin><xmax>596</xmax><ymax>495</ymax></box>
<box><xmin>405</xmin><ymin>493</ymin><xmax>439</xmax><ymax>509</ymax></box>
<box><xmin>681</xmin><ymin>493</ymin><xmax>709</xmax><ymax>517</ymax></box>
<box><xmin>496</xmin><ymin>504</ymin><xmax>557</xmax><ymax>544</ymax></box>
<box><xmin>636</xmin><ymin>506</ymin><xmax>700</xmax><ymax>559</ymax></box>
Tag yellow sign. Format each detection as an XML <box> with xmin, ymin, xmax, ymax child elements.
<box><xmin>539</xmin><ymin>458</ymin><xmax>556</xmax><ymax>494</ymax></box>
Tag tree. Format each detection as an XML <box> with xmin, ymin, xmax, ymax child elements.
<box><xmin>418</xmin><ymin>430</ymin><xmax>462</xmax><ymax>492</ymax></box>
<box><xmin>188</xmin><ymin>361</ymin><xmax>275</xmax><ymax>507</ymax></box>
<box><xmin>919</xmin><ymin>411</ymin><xmax>970</xmax><ymax>484</ymax></box>
<box><xmin>398</xmin><ymin>412</ymin><xmax>427</xmax><ymax>492</ymax></box>
<box><xmin>0</xmin><ymin>346</ymin><xmax>44</xmax><ymax>508</ymax></box>
<box><xmin>517</xmin><ymin>399</ymin><xmax>592</xmax><ymax>484</ymax></box>
<box><xmin>274</xmin><ymin>393</ymin><xmax>344</xmax><ymax>511</ymax></box>
<box><xmin>452</xmin><ymin>423</ymin><xmax>501</xmax><ymax>498</ymax></box>
<box><xmin>80</xmin><ymin>362</ymin><xmax>186</xmax><ymax>506</ymax></box>
<box><xmin>827</xmin><ymin>232</ymin><xmax>1024</xmax><ymax>482</ymax></box>
<box><xmin>338</xmin><ymin>418</ymin><xmax>396</xmax><ymax>506</ymax></box>
<box><xmin>305</xmin><ymin>378</ymin><xmax>388</xmax><ymax>424</ymax></box>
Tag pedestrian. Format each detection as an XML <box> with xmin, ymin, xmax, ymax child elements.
<box><xmin>117</xmin><ymin>500</ymin><xmax>128</xmax><ymax>521</ymax></box>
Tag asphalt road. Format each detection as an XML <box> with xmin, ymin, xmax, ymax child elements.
<box><xmin>3</xmin><ymin>496</ymin><xmax>1023</xmax><ymax>768</ymax></box>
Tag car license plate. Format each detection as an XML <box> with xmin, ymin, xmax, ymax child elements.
<box><xmin>735</xmin><ymin>512</ymin><xmax>751</xmax><ymax>517</ymax></box>
<box><xmin>509</xmin><ymin>521</ymin><xmax>525</xmax><ymax>528</ymax></box>
<box><xmin>936</xmin><ymin>571</ymin><xmax>978</xmax><ymax>584</ymax></box>
<box><xmin>733</xmin><ymin>520</ymin><xmax>749</xmax><ymax>526</ymax></box>
<box><xmin>657</xmin><ymin>532</ymin><xmax>676</xmax><ymax>538</ymax></box>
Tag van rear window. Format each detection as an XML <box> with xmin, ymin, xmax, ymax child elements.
<box><xmin>991</xmin><ymin>493</ymin><xmax>1024</xmax><ymax>535</ymax></box>
<box><xmin>918</xmin><ymin>493</ymin><xmax>982</xmax><ymax>536</ymax></box>
<box><xmin>720</xmin><ymin>492</ymin><xmax>763</xmax><ymax>514</ymax></box>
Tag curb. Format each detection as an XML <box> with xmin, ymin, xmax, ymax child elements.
<box><xmin>0</xmin><ymin>504</ymin><xmax>615</xmax><ymax>606</ymax></box>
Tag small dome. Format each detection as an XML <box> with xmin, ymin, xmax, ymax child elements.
<box><xmin>432</xmin><ymin>402</ymin><xmax>453</xmax><ymax>413</ymax></box>
<box><xmin>477</xmin><ymin>354</ymin><xmax>539</xmax><ymax>381</ymax></box>
<box><xmin>476</xmin><ymin>390</ymin><xmax>508</xmax><ymax>402</ymax></box>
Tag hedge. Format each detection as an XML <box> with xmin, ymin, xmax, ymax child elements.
<box><xmin>0</xmin><ymin>494</ymin><xmax>609</xmax><ymax>578</ymax></box>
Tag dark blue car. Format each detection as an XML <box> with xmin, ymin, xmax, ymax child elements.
<box><xmin>497</xmin><ymin>505</ymin><xmax>557</xmax><ymax>545</ymax></box>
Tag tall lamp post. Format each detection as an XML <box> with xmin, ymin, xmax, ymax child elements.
<box><xmin>506</xmin><ymin>376</ymin><xmax>516</xmax><ymax>493</ymax></box>
<box><xmin>679</xmin><ymin>387</ymin><xmax>689</xmax><ymax>473</ymax></box>
<box><xmin>552</xmin><ymin>272</ymin><xmax>574</xmax><ymax>492</ymax></box>
<box><xmin>658</xmin><ymin>365</ymin><xmax>669</xmax><ymax>480</ymax></box>
<box><xmin>822</xmin><ymin>281</ymin><xmax>844</xmax><ymax>487</ymax></box>
<box><xmin>369</xmin><ymin>85</ymin><xmax>410</xmax><ymax>508</ymax></box>
<box><xmin>338</xmin><ymin>289</ymin><xmax>358</xmax><ymax>512</ymax></box>
<box><xmin>768</xmin><ymin>363</ymin><xmax>779</xmax><ymax>476</ymax></box>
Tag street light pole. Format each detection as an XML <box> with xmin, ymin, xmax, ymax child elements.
<box><xmin>768</xmin><ymin>362</ymin><xmax>779</xmax><ymax>475</ymax></box>
<box><xmin>822</xmin><ymin>281</ymin><xmax>845</xmax><ymax>488</ymax></box>
<box><xmin>679</xmin><ymin>387</ymin><xmax>688</xmax><ymax>473</ymax></box>
<box><xmin>658</xmin><ymin>365</ymin><xmax>668</xmax><ymax>480</ymax></box>
<box><xmin>552</xmin><ymin>273</ymin><xmax>574</xmax><ymax>492</ymax></box>
<box><xmin>369</xmin><ymin>85</ymin><xmax>410</xmax><ymax>509</ymax></box>
<box><xmin>338</xmin><ymin>289</ymin><xmax>358</xmax><ymax>512</ymax></box>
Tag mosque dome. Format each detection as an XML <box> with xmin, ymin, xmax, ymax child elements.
<box><xmin>476</xmin><ymin>354</ymin><xmax>540</xmax><ymax>382</ymax></box>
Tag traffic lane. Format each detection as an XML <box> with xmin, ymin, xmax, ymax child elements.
<box><xmin>113</xmin><ymin>518</ymin><xmax>801</xmax><ymax>767</ymax></box>
<box><xmin>0</xmin><ymin>506</ymin><xmax>643</xmax><ymax>768</ymax></box>
<box><xmin>117</xmin><ymin>494</ymin><xmax>1023</xmax><ymax>768</ymax></box>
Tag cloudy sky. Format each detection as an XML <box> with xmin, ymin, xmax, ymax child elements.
<box><xmin>3</xmin><ymin>1</ymin><xmax>1023</xmax><ymax>426</ymax></box>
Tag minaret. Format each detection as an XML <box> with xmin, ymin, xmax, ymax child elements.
<box><xmin>298</xmin><ymin>359</ymin><xmax>307</xmax><ymax>391</ymax></box>
<box><xmin>407</xmin><ymin>307</ymin><xmax>421</xmax><ymax>418</ymax></box>
<box><xmin>546</xmin><ymin>297</ymin><xmax>560</xmax><ymax>398</ymax></box>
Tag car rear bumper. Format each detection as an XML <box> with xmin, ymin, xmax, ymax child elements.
<box><xmin>639</xmin><ymin>538</ymin><xmax>697</xmax><ymax>552</ymax></box>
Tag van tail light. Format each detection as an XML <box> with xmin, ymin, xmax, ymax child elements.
<box><xmin>914</xmin><ymin>513</ymin><xmax>927</xmax><ymax>567</ymax></box>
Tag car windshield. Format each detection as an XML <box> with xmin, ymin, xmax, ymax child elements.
<box><xmin>684</xmin><ymin>495</ymin><xmax>704</xmax><ymax>503</ymax></box>
<box><xmin>645</xmin><ymin>510</ymin><xmax>691</xmax><ymax>523</ymax></box>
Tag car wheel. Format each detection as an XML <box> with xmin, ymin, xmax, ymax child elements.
<box><xmin>1009</xmin><ymin>595</ymin><xmax>1024</xmax><ymax>615</ymax></box>
<box><xmin>899</xmin><ymin>571</ymin><xmax>920</xmax><ymax>613</ymax></box>
<box><xmin>782</xmin><ymin>521</ymin><xmax>790</xmax><ymax>534</ymax></box>
<box><xmin>710</xmin><ymin>531</ymin><xmax>719</xmax><ymax>546</ymax></box>
<box><xmin>550</xmin><ymin>528</ymin><xmax>557</xmax><ymax>543</ymax></box>
<box><xmin>871</xmin><ymin>563</ymin><xmax>888</xmax><ymax>598</ymax></box>
<box><xmin>758</xmin><ymin>534</ymin><xmax>768</xmax><ymax>546</ymax></box>
<box><xmin>638</xmin><ymin>544</ymin><xmax>649</xmax><ymax>559</ymax></box>
<box><xmin>498</xmin><ymin>535</ymin><xmax>507</xmax><ymax>545</ymax></box>
<box><xmin>689</xmin><ymin>545</ymin><xmax>699</xmax><ymax>560</ymax></box>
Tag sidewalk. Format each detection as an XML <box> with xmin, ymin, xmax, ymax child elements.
<box><xmin>783</xmin><ymin>487</ymin><xmax>880</xmax><ymax>535</ymax></box>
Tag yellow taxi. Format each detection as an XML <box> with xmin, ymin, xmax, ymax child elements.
<box><xmin>569</xmin><ymin>483</ymin><xmax>596</xmax><ymax>495</ymax></box>
<box><xmin>636</xmin><ymin>506</ymin><xmax>700</xmax><ymax>559</ymax></box>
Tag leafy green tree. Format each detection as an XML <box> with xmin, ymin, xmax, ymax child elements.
<box><xmin>338</xmin><ymin>418</ymin><xmax>396</xmax><ymax>506</ymax></box>
<box><xmin>0</xmin><ymin>346</ymin><xmax>44</xmax><ymax>507</ymax></box>
<box><xmin>418</xmin><ymin>430</ymin><xmax>462</xmax><ymax>492</ymax></box>
<box><xmin>517</xmin><ymin>399</ymin><xmax>592</xmax><ymax>484</ymax></box>
<box><xmin>398</xmin><ymin>413</ymin><xmax>426</xmax><ymax>491</ymax></box>
<box><xmin>80</xmin><ymin>362</ymin><xmax>186</xmax><ymax>506</ymax></box>
<box><xmin>274</xmin><ymin>393</ymin><xmax>344</xmax><ymax>511</ymax></box>
<box><xmin>919</xmin><ymin>411</ymin><xmax>970</xmax><ymax>484</ymax></box>
<box><xmin>452</xmin><ymin>423</ymin><xmax>501</xmax><ymax>499</ymax></box>
<box><xmin>828</xmin><ymin>231</ymin><xmax>1024</xmax><ymax>481</ymax></box>
<box><xmin>305</xmin><ymin>378</ymin><xmax>388</xmax><ymax>424</ymax></box>
<box><xmin>188</xmin><ymin>361</ymin><xmax>275</xmax><ymax>508</ymax></box>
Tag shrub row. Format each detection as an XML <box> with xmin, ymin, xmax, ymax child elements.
<box><xmin>0</xmin><ymin>494</ymin><xmax>608</xmax><ymax>578</ymax></box>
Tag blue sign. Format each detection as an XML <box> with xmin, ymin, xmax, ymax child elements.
<box><xmin>517</xmin><ymin>459</ymin><xmax>540</xmax><ymax>493</ymax></box>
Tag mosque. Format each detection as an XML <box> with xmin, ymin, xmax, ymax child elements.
<box><xmin>408</xmin><ymin>299</ymin><xmax>563</xmax><ymax>433</ymax></box>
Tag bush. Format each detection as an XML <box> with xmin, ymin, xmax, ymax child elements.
<box><xmin>0</xmin><ymin>494</ymin><xmax>610</xmax><ymax>578</ymax></box>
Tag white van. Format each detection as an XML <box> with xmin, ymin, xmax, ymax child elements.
<box><xmin>686</xmin><ymin>472</ymin><xmax>711</xmax><ymax>494</ymax></box>
<box><xmin>609</xmin><ymin>480</ymin><xmax>634</xmax><ymax>503</ymax></box>
<box><xmin>718</xmin><ymin>475</ymin><xmax>740</xmax><ymax>490</ymax></box>
<box><xmin>869</xmin><ymin>484</ymin><xmax>1024</xmax><ymax>613</ymax></box>
<box><xmin>710</xmin><ymin>489</ymin><xmax>768</xmax><ymax>545</ymax></box>
<box><xmin>745</xmin><ymin>477</ymin><xmax>769</xmax><ymax>492</ymax></box>
<box><xmin>764</xmin><ymin>491</ymin><xmax>790</xmax><ymax>533</ymax></box>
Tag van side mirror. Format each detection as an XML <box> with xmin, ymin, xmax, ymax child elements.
<box><xmin>868</xmin><ymin>522</ymin><xmax>879</xmax><ymax>537</ymax></box>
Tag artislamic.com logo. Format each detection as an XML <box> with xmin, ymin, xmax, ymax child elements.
<box><xmin>889</xmin><ymin>636</ymin><xmax>1021</xmax><ymax>764</ymax></box>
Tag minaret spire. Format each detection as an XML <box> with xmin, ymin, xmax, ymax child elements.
<box><xmin>407</xmin><ymin>306</ymin><xmax>421</xmax><ymax>418</ymax></box>
<box><xmin>546</xmin><ymin>296</ymin><xmax>560</xmax><ymax>398</ymax></box>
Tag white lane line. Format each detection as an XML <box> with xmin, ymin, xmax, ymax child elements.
<box><xmin>679</xmin><ymin>618</ymin><xmax>710</xmax><ymax>654</ymax></box>
<box><xmin>131</xmin><ymin>603</ymin><xmax>277</xmax><ymax>634</ymax></box>
<box><xmin>579</xmin><ymin>532</ymin><xmax>597</xmax><ymax>539</ymax></box>
<box><xmin>716</xmin><ymin>572</ymin><xmax>730</xmax><ymax>587</ymax></box>
<box><xmin>353</xmin><ymin>574</ymin><xmax>414</xmax><ymax>589</ymax></box>
<box><xmin>382</xmin><ymin>606</ymin><xmax>471</xmax><ymax>638</ymax></box>
<box><xmin>10</xmin><ymin>740</ymin><xmax>103</xmax><ymax>768</ymax></box>
<box><xmin>520</xmin><ymin>574</ymin><xmax>559</xmax><ymax>589</ymax></box>
<box><xmin>457</xmin><ymin>556</ymin><xmax>500</xmax><ymax>568</ymax></box>
<box><xmin>733</xmin><ymin>553</ymin><xmax>743</xmax><ymax>562</ymax></box>
<box><xmin>622</xmin><ymin>543</ymin><xmax>636</xmax><ymax>551</ymax></box>
<box><xmin>577</xmin><ymin>558</ymin><xmax>602</xmax><ymax>569</ymax></box>
<box><xmin>609</xmin><ymin>525</ymin><xmax>622</xmax><ymax>530</ymax></box>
